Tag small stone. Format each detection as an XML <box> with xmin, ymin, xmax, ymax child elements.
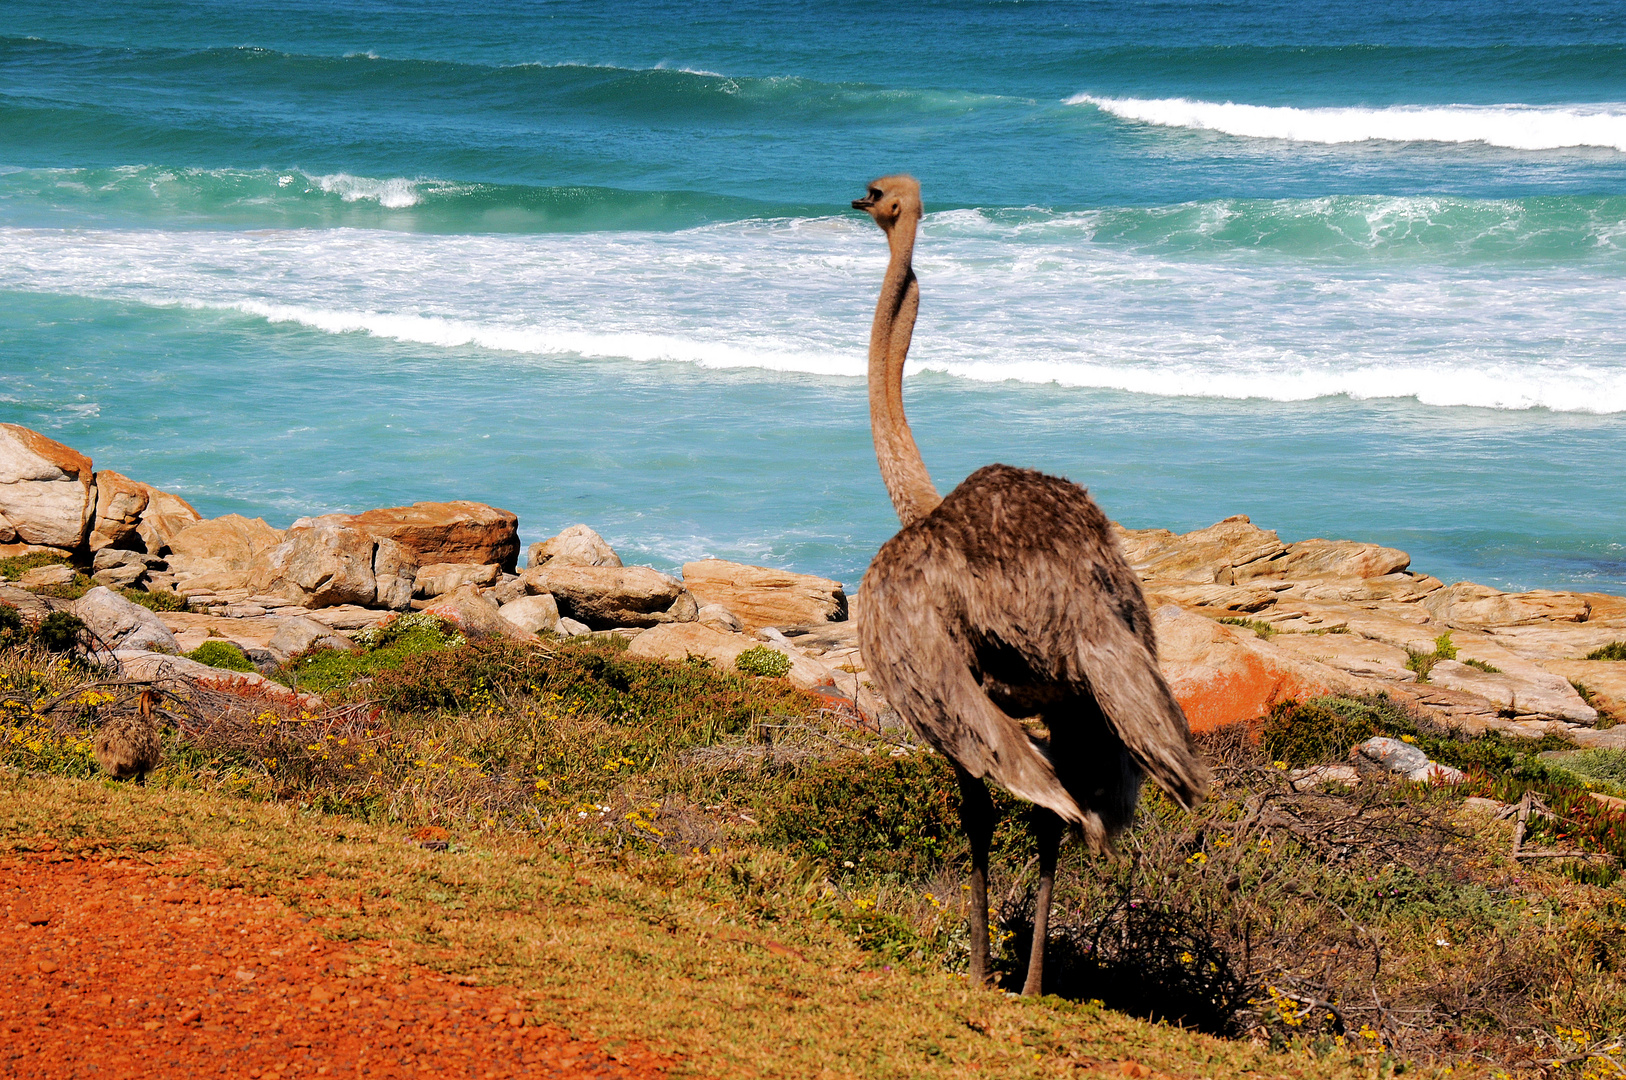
<box><xmin>35</xmin><ymin>959</ymin><xmax>59</xmax><ymax>974</ymax></box>
<box><xmin>178</xmin><ymin>1008</ymin><xmax>202</xmax><ymax>1024</ymax></box>
<box><xmin>1462</xmin><ymin>796</ymin><xmax>1508</xmax><ymax>816</ymax></box>
<box><xmin>556</xmin><ymin>617</ymin><xmax>591</xmax><ymax>637</ymax></box>
<box><xmin>19</xmin><ymin>563</ymin><xmax>77</xmax><ymax>589</ymax></box>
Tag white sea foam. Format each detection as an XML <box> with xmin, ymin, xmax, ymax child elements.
<box><xmin>1068</xmin><ymin>95</ymin><xmax>1626</xmax><ymax>152</ymax></box>
<box><xmin>307</xmin><ymin>172</ymin><xmax>424</xmax><ymax>208</ymax></box>
<box><xmin>1</xmin><ymin>216</ymin><xmax>1623</xmax><ymax>413</ymax></box>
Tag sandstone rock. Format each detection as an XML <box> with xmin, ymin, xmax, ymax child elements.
<box><xmin>487</xmin><ymin>573</ymin><xmax>526</xmax><ymax>606</ymax></box>
<box><xmin>267</xmin><ymin>616</ymin><xmax>357</xmax><ymax>663</ymax></box>
<box><xmin>0</xmin><ymin>583</ymin><xmax>58</xmax><ymax>620</ymax></box>
<box><xmin>667</xmin><ymin>590</ymin><xmax>699</xmax><ymax>623</ymax></box>
<box><xmin>413</xmin><ymin>562</ymin><xmax>500</xmax><ymax>599</ymax></box>
<box><xmin>250</xmin><ymin>525</ymin><xmax>377</xmax><ymax>609</ymax></box>
<box><xmin>157</xmin><ymin>612</ymin><xmax>285</xmax><ymax>658</ymax></box>
<box><xmin>372</xmin><ymin>537</ymin><xmax>417</xmax><ymax>611</ymax></box>
<box><xmin>556</xmin><ymin>617</ymin><xmax>591</xmax><ymax>637</ymax></box>
<box><xmin>628</xmin><ymin>622</ymin><xmax>837</xmax><ymax>691</ymax></box>
<box><xmin>522</xmin><ymin>565</ymin><xmax>687</xmax><ymax>629</ymax></box>
<box><xmin>303</xmin><ymin>605</ymin><xmax>392</xmax><ymax>632</ymax></box>
<box><xmin>113</xmin><ymin>650</ymin><xmax>318</xmax><ymax>709</ymax></box>
<box><xmin>1426</xmin><ymin>659</ymin><xmax>1597</xmax><ymax>723</ymax></box>
<box><xmin>680</xmin><ymin>559</ymin><xmax>847</xmax><ymax>630</ymax></box>
<box><xmin>499</xmin><ymin>593</ymin><xmax>559</xmax><ymax>636</ymax></box>
<box><xmin>1233</xmin><ymin>538</ymin><xmax>1411</xmax><ymax>582</ymax></box>
<box><xmin>697</xmin><ymin>603</ymin><xmax>743</xmax><ymax>633</ymax></box>
<box><xmin>1352</xmin><ymin>736</ymin><xmax>1465</xmax><ymax>784</ymax></box>
<box><xmin>73</xmin><ymin>586</ymin><xmax>180</xmax><ymax>653</ymax></box>
<box><xmin>86</xmin><ymin>471</ymin><xmax>149</xmax><ymax>552</ymax></box>
<box><xmin>421</xmin><ymin>586</ymin><xmax>529</xmax><ymax>640</ymax></box>
<box><xmin>1289</xmin><ymin>763</ymin><xmax>1361</xmax><ymax>788</ymax></box>
<box><xmin>167</xmin><ymin>515</ymin><xmax>283</xmax><ymax>590</ymax></box>
<box><xmin>134</xmin><ymin>486</ymin><xmax>203</xmax><ymax>555</ymax></box>
<box><xmin>91</xmin><ymin>563</ymin><xmax>146</xmax><ymax>589</ymax></box>
<box><xmin>1119</xmin><ymin>516</ymin><xmax>1287</xmax><ymax>585</ymax></box>
<box><xmin>19</xmin><ymin>564</ymin><xmax>77</xmax><ymax>589</ymax></box>
<box><xmin>1142</xmin><ymin>581</ymin><xmax>1280</xmax><ymax>614</ymax></box>
<box><xmin>1270</xmin><ymin>632</ymin><xmax>1418</xmax><ymax>684</ymax></box>
<box><xmin>1542</xmin><ymin>660</ymin><xmax>1626</xmax><ymax>721</ymax></box>
<box><xmin>1274</xmin><ymin>573</ymin><xmax>1443</xmax><ymax>605</ymax></box>
<box><xmin>0</xmin><ymin>424</ymin><xmax>95</xmax><ymax>550</ymax></box>
<box><xmin>1425</xmin><ymin>582</ymin><xmax>1591</xmax><ymax>628</ymax></box>
<box><xmin>1152</xmin><ymin>605</ymin><xmax>1361</xmax><ymax>732</ymax></box>
<box><xmin>527</xmin><ymin>524</ymin><xmax>622</xmax><ymax>569</ymax></box>
<box><xmin>308</xmin><ymin>502</ymin><xmax>520</xmax><ymax>572</ymax></box>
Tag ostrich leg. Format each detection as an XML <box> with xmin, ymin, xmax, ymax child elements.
<box><xmin>1021</xmin><ymin>810</ymin><xmax>1063</xmax><ymax>996</ymax></box>
<box><xmin>955</xmin><ymin>766</ymin><xmax>996</xmax><ymax>987</ymax></box>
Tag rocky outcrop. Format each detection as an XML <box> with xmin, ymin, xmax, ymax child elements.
<box><xmin>0</xmin><ymin>424</ymin><xmax>95</xmax><ymax>550</ymax></box>
<box><xmin>521</xmin><ymin>565</ymin><xmax>693</xmax><ymax>629</ymax></box>
<box><xmin>73</xmin><ymin>586</ymin><xmax>180</xmax><ymax>654</ymax></box>
<box><xmin>372</xmin><ymin>538</ymin><xmax>418</xmax><ymax>611</ymax></box>
<box><xmin>134</xmin><ymin>486</ymin><xmax>203</xmax><ymax>555</ymax></box>
<box><xmin>499</xmin><ymin>593</ymin><xmax>559</xmax><ymax>636</ymax></box>
<box><xmin>114</xmin><ymin>650</ymin><xmax>319</xmax><ymax>710</ymax></box>
<box><xmin>413</xmin><ymin>562</ymin><xmax>500</xmax><ymax>599</ymax></box>
<box><xmin>248</xmin><ymin>524</ymin><xmax>376</xmax><ymax>609</ymax></box>
<box><xmin>626</xmin><ymin>622</ymin><xmax>838</xmax><ymax>691</ymax></box>
<box><xmin>1233</xmin><ymin>538</ymin><xmax>1411</xmax><ymax>582</ymax></box>
<box><xmin>305</xmin><ymin>502</ymin><xmax>520</xmax><ymax>572</ymax></box>
<box><xmin>86</xmin><ymin>471</ymin><xmax>204</xmax><ymax>555</ymax></box>
<box><xmin>421</xmin><ymin>586</ymin><xmax>529</xmax><ymax>641</ymax></box>
<box><xmin>167</xmin><ymin>514</ymin><xmax>283</xmax><ymax>594</ymax></box>
<box><xmin>528</xmin><ymin>524</ymin><xmax>622</xmax><ymax>569</ymax></box>
<box><xmin>680</xmin><ymin>559</ymin><xmax>847</xmax><ymax>631</ymax></box>
<box><xmin>1424</xmin><ymin>583</ymin><xmax>1591</xmax><ymax>628</ymax></box>
<box><xmin>267</xmin><ymin>616</ymin><xmax>358</xmax><ymax>663</ymax></box>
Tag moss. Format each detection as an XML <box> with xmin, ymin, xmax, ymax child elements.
<box><xmin>735</xmin><ymin>645</ymin><xmax>792</xmax><ymax>678</ymax></box>
<box><xmin>1586</xmin><ymin>641</ymin><xmax>1626</xmax><ymax>661</ymax></box>
<box><xmin>184</xmin><ymin>639</ymin><xmax>255</xmax><ymax>673</ymax></box>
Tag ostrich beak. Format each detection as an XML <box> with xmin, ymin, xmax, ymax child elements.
<box><xmin>852</xmin><ymin>193</ymin><xmax>876</xmax><ymax>211</ymax></box>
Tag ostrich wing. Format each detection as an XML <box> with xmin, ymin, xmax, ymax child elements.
<box><xmin>860</xmin><ymin>465</ymin><xmax>1207</xmax><ymax>820</ymax></box>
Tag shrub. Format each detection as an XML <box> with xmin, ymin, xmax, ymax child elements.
<box><xmin>276</xmin><ymin>615</ymin><xmax>465</xmax><ymax>696</ymax></box>
<box><xmin>0</xmin><ymin>603</ymin><xmax>25</xmax><ymax>645</ymax></box>
<box><xmin>0</xmin><ymin>551</ymin><xmax>72</xmax><ymax>579</ymax></box>
<box><xmin>123</xmin><ymin>588</ymin><xmax>189</xmax><ymax>613</ymax></box>
<box><xmin>34</xmin><ymin>612</ymin><xmax>88</xmax><ymax>653</ymax></box>
<box><xmin>1258</xmin><ymin>699</ymin><xmax>1380</xmax><ymax>766</ymax></box>
<box><xmin>1586</xmin><ymin>641</ymin><xmax>1626</xmax><ymax>661</ymax></box>
<box><xmin>185</xmin><ymin>639</ymin><xmax>255</xmax><ymax>673</ymax></box>
<box><xmin>735</xmin><ymin>645</ymin><xmax>792</xmax><ymax>678</ymax></box>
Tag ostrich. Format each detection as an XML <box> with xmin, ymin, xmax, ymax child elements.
<box><xmin>851</xmin><ymin>175</ymin><xmax>1209</xmax><ymax>995</ymax></box>
<box><xmin>94</xmin><ymin>688</ymin><xmax>162</xmax><ymax>783</ymax></box>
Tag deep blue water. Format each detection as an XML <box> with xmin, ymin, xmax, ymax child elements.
<box><xmin>2</xmin><ymin>1</ymin><xmax>1623</xmax><ymax>591</ymax></box>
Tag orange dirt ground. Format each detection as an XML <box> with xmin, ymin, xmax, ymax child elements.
<box><xmin>1</xmin><ymin>856</ymin><xmax>679</xmax><ymax>1080</ymax></box>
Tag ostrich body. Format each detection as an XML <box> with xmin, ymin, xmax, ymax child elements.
<box><xmin>94</xmin><ymin>689</ymin><xmax>161</xmax><ymax>783</ymax></box>
<box><xmin>851</xmin><ymin>175</ymin><xmax>1209</xmax><ymax>994</ymax></box>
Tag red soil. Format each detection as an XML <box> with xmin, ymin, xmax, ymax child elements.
<box><xmin>1</xmin><ymin>855</ymin><xmax>677</xmax><ymax>1080</ymax></box>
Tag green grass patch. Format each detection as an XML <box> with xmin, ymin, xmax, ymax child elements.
<box><xmin>122</xmin><ymin>587</ymin><xmax>190</xmax><ymax>613</ymax></box>
<box><xmin>1586</xmin><ymin>641</ymin><xmax>1626</xmax><ymax>662</ymax></box>
<box><xmin>1217</xmin><ymin>616</ymin><xmax>1276</xmax><ymax>639</ymax></box>
<box><xmin>735</xmin><ymin>644</ymin><xmax>792</xmax><ymax>678</ymax></box>
<box><xmin>185</xmin><ymin>639</ymin><xmax>255</xmax><ymax>673</ymax></box>
<box><xmin>1462</xmin><ymin>658</ymin><xmax>1501</xmax><ymax>673</ymax></box>
<box><xmin>0</xmin><ymin>550</ymin><xmax>73</xmax><ymax>579</ymax></box>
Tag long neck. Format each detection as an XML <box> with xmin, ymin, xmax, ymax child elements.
<box><xmin>869</xmin><ymin>213</ymin><xmax>940</xmax><ymax>527</ymax></box>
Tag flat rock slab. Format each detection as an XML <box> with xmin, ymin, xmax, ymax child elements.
<box><xmin>626</xmin><ymin>622</ymin><xmax>836</xmax><ymax>691</ymax></box>
<box><xmin>158</xmin><ymin>611</ymin><xmax>287</xmax><ymax>655</ymax></box>
<box><xmin>1543</xmin><ymin>659</ymin><xmax>1626</xmax><ymax>721</ymax></box>
<box><xmin>680</xmin><ymin>559</ymin><xmax>847</xmax><ymax>631</ymax></box>
<box><xmin>1269</xmin><ymin>632</ymin><xmax>1417</xmax><ymax>684</ymax></box>
<box><xmin>0</xmin><ymin>857</ymin><xmax>677</xmax><ymax>1080</ymax></box>
<box><xmin>114</xmin><ymin>650</ymin><xmax>320</xmax><ymax>709</ymax></box>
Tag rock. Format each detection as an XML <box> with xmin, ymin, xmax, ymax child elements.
<box><xmin>1152</xmin><ymin>605</ymin><xmax>1358</xmax><ymax>732</ymax></box>
<box><xmin>1233</xmin><ymin>538</ymin><xmax>1411</xmax><ymax>582</ymax></box>
<box><xmin>166</xmin><ymin>514</ymin><xmax>283</xmax><ymax>593</ymax></box>
<box><xmin>1425</xmin><ymin>658</ymin><xmax>1596</xmax><ymax>723</ymax></box>
<box><xmin>667</xmin><ymin>590</ymin><xmax>699</xmax><ymax>623</ymax></box>
<box><xmin>680</xmin><ymin>559</ymin><xmax>847</xmax><ymax>630</ymax></box>
<box><xmin>555</xmin><ymin>617</ymin><xmax>591</xmax><ymax>637</ymax></box>
<box><xmin>626</xmin><ymin>621</ymin><xmax>756</xmax><ymax>669</ymax></box>
<box><xmin>306</xmin><ymin>501</ymin><xmax>520</xmax><ymax>572</ymax></box>
<box><xmin>487</xmin><ymin>574</ymin><xmax>525</xmax><ymax>606</ymax></box>
<box><xmin>0</xmin><ymin>583</ymin><xmax>58</xmax><ymax>620</ymax></box>
<box><xmin>249</xmin><ymin>525</ymin><xmax>377</xmax><ymax>609</ymax></box>
<box><xmin>522</xmin><ymin>565</ymin><xmax>687</xmax><ymax>629</ymax></box>
<box><xmin>92</xmin><ymin>548</ymin><xmax>155</xmax><ymax>573</ymax></box>
<box><xmin>1270</xmin><ymin>632</ymin><xmax>1418</xmax><ymax>684</ymax></box>
<box><xmin>267</xmin><ymin>616</ymin><xmax>357</xmax><ymax>663</ymax></box>
<box><xmin>113</xmin><ymin>649</ymin><xmax>319</xmax><ymax>710</ymax></box>
<box><xmin>499</xmin><ymin>593</ymin><xmax>559</xmax><ymax>635</ymax></box>
<box><xmin>1462</xmin><ymin>796</ymin><xmax>1509</xmax><ymax>816</ymax></box>
<box><xmin>371</xmin><ymin>537</ymin><xmax>417</xmax><ymax>611</ymax></box>
<box><xmin>1542</xmin><ymin>660</ymin><xmax>1626</xmax><ymax>720</ymax></box>
<box><xmin>73</xmin><ymin>586</ymin><xmax>180</xmax><ymax>653</ymax></box>
<box><xmin>421</xmin><ymin>586</ymin><xmax>529</xmax><ymax>640</ymax></box>
<box><xmin>1351</xmin><ymin>736</ymin><xmax>1466</xmax><ymax>783</ymax></box>
<box><xmin>413</xmin><ymin>562</ymin><xmax>500</xmax><ymax>599</ymax></box>
<box><xmin>303</xmin><ymin>605</ymin><xmax>392</xmax><ymax>632</ymax></box>
<box><xmin>0</xmin><ymin>424</ymin><xmax>95</xmax><ymax>550</ymax></box>
<box><xmin>1117</xmin><ymin>516</ymin><xmax>1287</xmax><ymax>585</ymax></box>
<box><xmin>133</xmin><ymin>486</ymin><xmax>203</xmax><ymax>555</ymax></box>
<box><xmin>91</xmin><ymin>563</ymin><xmax>146</xmax><ymax>589</ymax></box>
<box><xmin>697</xmin><ymin>603</ymin><xmax>743</xmax><ymax>633</ymax></box>
<box><xmin>1425</xmin><ymin>582</ymin><xmax>1591</xmax><ymax>628</ymax></box>
<box><xmin>86</xmin><ymin>470</ymin><xmax>149</xmax><ymax>551</ymax></box>
<box><xmin>19</xmin><ymin>564</ymin><xmax>77</xmax><ymax>589</ymax></box>
<box><xmin>528</xmin><ymin>524</ymin><xmax>622</xmax><ymax>569</ymax></box>
<box><xmin>157</xmin><ymin>612</ymin><xmax>284</xmax><ymax>658</ymax></box>
<box><xmin>1289</xmin><ymin>763</ymin><xmax>1361</xmax><ymax>787</ymax></box>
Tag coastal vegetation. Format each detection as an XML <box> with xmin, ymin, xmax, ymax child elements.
<box><xmin>4</xmin><ymin>621</ymin><xmax>1626</xmax><ymax>1078</ymax></box>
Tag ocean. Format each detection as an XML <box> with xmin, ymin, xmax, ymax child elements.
<box><xmin>3</xmin><ymin>0</ymin><xmax>1623</xmax><ymax>592</ymax></box>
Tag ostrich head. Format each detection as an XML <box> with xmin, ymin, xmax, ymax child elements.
<box><xmin>852</xmin><ymin>174</ymin><xmax>922</xmax><ymax>232</ymax></box>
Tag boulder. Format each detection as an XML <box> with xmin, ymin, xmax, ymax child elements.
<box><xmin>680</xmin><ymin>559</ymin><xmax>847</xmax><ymax>630</ymax></box>
<box><xmin>499</xmin><ymin>593</ymin><xmax>559</xmax><ymax>635</ymax></box>
<box><xmin>87</xmin><ymin>470</ymin><xmax>149</xmax><ymax>551</ymax></box>
<box><xmin>1543</xmin><ymin>660</ymin><xmax>1626</xmax><ymax>720</ymax></box>
<box><xmin>413</xmin><ymin>562</ymin><xmax>500</xmax><ymax>598</ymax></box>
<box><xmin>522</xmin><ymin>565</ymin><xmax>687</xmax><ymax>629</ymax></box>
<box><xmin>1425</xmin><ymin>582</ymin><xmax>1591</xmax><ymax>628</ymax></box>
<box><xmin>697</xmin><ymin>603</ymin><xmax>743</xmax><ymax>633</ymax></box>
<box><xmin>134</xmin><ymin>486</ymin><xmax>203</xmax><ymax>555</ymax></box>
<box><xmin>487</xmin><ymin>574</ymin><xmax>526</xmax><ymax>606</ymax></box>
<box><xmin>19</xmin><ymin>564</ymin><xmax>77</xmax><ymax>589</ymax></box>
<box><xmin>1352</xmin><ymin>736</ymin><xmax>1466</xmax><ymax>784</ymax></box>
<box><xmin>556</xmin><ymin>617</ymin><xmax>591</xmax><ymax>637</ymax></box>
<box><xmin>1119</xmin><ymin>516</ymin><xmax>1287</xmax><ymax>585</ymax></box>
<box><xmin>113</xmin><ymin>650</ymin><xmax>319</xmax><ymax>710</ymax></box>
<box><xmin>73</xmin><ymin>586</ymin><xmax>180</xmax><ymax>653</ymax></box>
<box><xmin>167</xmin><ymin>514</ymin><xmax>283</xmax><ymax>582</ymax></box>
<box><xmin>249</xmin><ymin>525</ymin><xmax>376</xmax><ymax>609</ymax></box>
<box><xmin>0</xmin><ymin>424</ymin><xmax>95</xmax><ymax>550</ymax></box>
<box><xmin>0</xmin><ymin>583</ymin><xmax>58</xmax><ymax>620</ymax></box>
<box><xmin>372</xmin><ymin>537</ymin><xmax>418</xmax><ymax>611</ymax></box>
<box><xmin>421</xmin><ymin>586</ymin><xmax>529</xmax><ymax>640</ymax></box>
<box><xmin>1232</xmin><ymin>538</ymin><xmax>1411</xmax><ymax>582</ymax></box>
<box><xmin>626</xmin><ymin>622</ymin><xmax>837</xmax><ymax>690</ymax></box>
<box><xmin>267</xmin><ymin>616</ymin><xmax>358</xmax><ymax>663</ymax></box>
<box><xmin>528</xmin><ymin>524</ymin><xmax>622</xmax><ymax>569</ymax></box>
<box><xmin>1425</xmin><ymin>658</ymin><xmax>1596</xmax><ymax>723</ymax></box>
<box><xmin>306</xmin><ymin>501</ymin><xmax>520</xmax><ymax>572</ymax></box>
<box><xmin>91</xmin><ymin>562</ymin><xmax>146</xmax><ymax>589</ymax></box>
<box><xmin>1152</xmin><ymin>605</ymin><xmax>1358</xmax><ymax>732</ymax></box>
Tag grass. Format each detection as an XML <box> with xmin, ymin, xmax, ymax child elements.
<box><xmin>1218</xmin><ymin>616</ymin><xmax>1277</xmax><ymax>639</ymax></box>
<box><xmin>0</xmin><ymin>550</ymin><xmax>73</xmax><ymax>579</ymax></box>
<box><xmin>5</xmin><ymin>631</ymin><xmax>1626</xmax><ymax>1076</ymax></box>
<box><xmin>185</xmin><ymin>639</ymin><xmax>256</xmax><ymax>672</ymax></box>
<box><xmin>1463</xmin><ymin>658</ymin><xmax>1502</xmax><ymax>674</ymax></box>
<box><xmin>1405</xmin><ymin>632</ymin><xmax>1459</xmax><ymax>682</ymax></box>
<box><xmin>1586</xmin><ymin>643</ymin><xmax>1626</xmax><ymax>662</ymax></box>
<box><xmin>123</xmin><ymin>586</ymin><xmax>190</xmax><ymax>613</ymax></box>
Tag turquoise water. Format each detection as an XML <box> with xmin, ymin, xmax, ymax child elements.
<box><xmin>2</xmin><ymin>2</ymin><xmax>1624</xmax><ymax>591</ymax></box>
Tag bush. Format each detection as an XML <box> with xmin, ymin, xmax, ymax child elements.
<box><xmin>735</xmin><ymin>645</ymin><xmax>792</xmax><ymax>678</ymax></box>
<box><xmin>1258</xmin><ymin>699</ymin><xmax>1380</xmax><ymax>766</ymax></box>
<box><xmin>185</xmin><ymin>639</ymin><xmax>255</xmax><ymax>673</ymax></box>
<box><xmin>124</xmin><ymin>588</ymin><xmax>189</xmax><ymax>613</ymax></box>
<box><xmin>34</xmin><ymin>612</ymin><xmax>88</xmax><ymax>653</ymax></box>
<box><xmin>276</xmin><ymin>616</ymin><xmax>465</xmax><ymax>696</ymax></box>
<box><xmin>0</xmin><ymin>603</ymin><xmax>25</xmax><ymax>646</ymax></box>
<box><xmin>0</xmin><ymin>551</ymin><xmax>71</xmax><ymax>579</ymax></box>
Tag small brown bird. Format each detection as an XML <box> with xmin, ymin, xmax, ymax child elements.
<box><xmin>94</xmin><ymin>688</ymin><xmax>162</xmax><ymax>783</ymax></box>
